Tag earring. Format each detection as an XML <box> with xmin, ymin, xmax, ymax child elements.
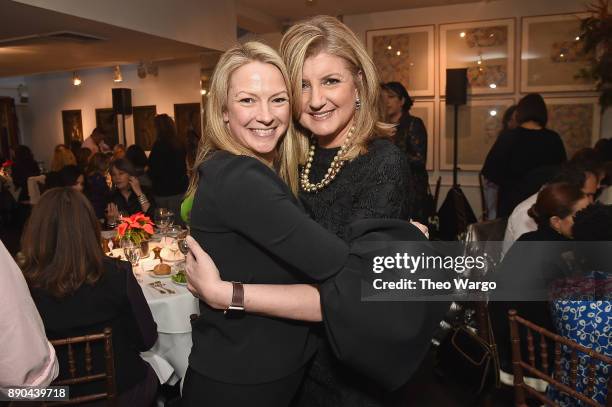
<box><xmin>355</xmin><ymin>96</ymin><xmax>361</xmax><ymax>110</ymax></box>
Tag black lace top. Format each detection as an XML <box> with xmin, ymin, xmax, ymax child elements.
<box><xmin>299</xmin><ymin>138</ymin><xmax>411</xmax><ymax>240</ymax></box>
<box><xmin>295</xmin><ymin>138</ymin><xmax>411</xmax><ymax>407</ymax></box>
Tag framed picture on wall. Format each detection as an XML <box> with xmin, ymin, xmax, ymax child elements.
<box><xmin>366</xmin><ymin>25</ymin><xmax>435</xmax><ymax>97</ymax></box>
<box><xmin>440</xmin><ymin>18</ymin><xmax>515</xmax><ymax>95</ymax></box>
<box><xmin>95</xmin><ymin>108</ymin><xmax>119</xmax><ymax>148</ymax></box>
<box><xmin>61</xmin><ymin>109</ymin><xmax>83</xmax><ymax>146</ymax></box>
<box><xmin>440</xmin><ymin>98</ymin><xmax>515</xmax><ymax>171</ymax></box>
<box><xmin>409</xmin><ymin>100</ymin><xmax>435</xmax><ymax>170</ymax></box>
<box><xmin>521</xmin><ymin>13</ymin><xmax>595</xmax><ymax>93</ymax></box>
<box><xmin>132</xmin><ymin>105</ymin><xmax>157</xmax><ymax>151</ymax></box>
<box><xmin>174</xmin><ymin>103</ymin><xmax>202</xmax><ymax>147</ymax></box>
<box><xmin>545</xmin><ymin>97</ymin><xmax>600</xmax><ymax>159</ymax></box>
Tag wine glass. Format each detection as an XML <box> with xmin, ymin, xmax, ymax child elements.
<box><xmin>177</xmin><ymin>229</ymin><xmax>189</xmax><ymax>255</ymax></box>
<box><xmin>155</xmin><ymin>208</ymin><xmax>173</xmax><ymax>235</ymax></box>
<box><xmin>121</xmin><ymin>239</ymin><xmax>141</xmax><ymax>267</ymax></box>
<box><xmin>165</xmin><ymin>226</ymin><xmax>182</xmax><ymax>260</ymax></box>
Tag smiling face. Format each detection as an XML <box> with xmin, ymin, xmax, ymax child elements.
<box><xmin>300</xmin><ymin>52</ymin><xmax>358</xmax><ymax>147</ymax></box>
<box><xmin>223</xmin><ymin>61</ymin><xmax>290</xmax><ymax>163</ymax></box>
<box><xmin>110</xmin><ymin>167</ymin><xmax>130</xmax><ymax>191</ymax></box>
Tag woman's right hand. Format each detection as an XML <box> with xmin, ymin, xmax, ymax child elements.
<box><xmin>105</xmin><ymin>203</ymin><xmax>119</xmax><ymax>223</ymax></box>
<box><xmin>185</xmin><ymin>236</ymin><xmax>232</xmax><ymax>310</ymax></box>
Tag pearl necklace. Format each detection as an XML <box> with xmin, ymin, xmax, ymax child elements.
<box><xmin>300</xmin><ymin>126</ymin><xmax>355</xmax><ymax>193</ymax></box>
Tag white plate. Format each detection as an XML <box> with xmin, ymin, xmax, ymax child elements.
<box><xmin>148</xmin><ymin>270</ymin><xmax>176</xmax><ymax>279</ymax></box>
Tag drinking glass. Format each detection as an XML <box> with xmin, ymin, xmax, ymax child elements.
<box><xmin>155</xmin><ymin>208</ymin><xmax>174</xmax><ymax>235</ymax></box>
<box><xmin>121</xmin><ymin>239</ymin><xmax>141</xmax><ymax>267</ymax></box>
<box><xmin>177</xmin><ymin>229</ymin><xmax>189</xmax><ymax>255</ymax></box>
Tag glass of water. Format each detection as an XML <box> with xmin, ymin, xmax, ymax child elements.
<box><xmin>121</xmin><ymin>239</ymin><xmax>141</xmax><ymax>267</ymax></box>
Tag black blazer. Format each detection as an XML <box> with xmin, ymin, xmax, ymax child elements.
<box><xmin>31</xmin><ymin>257</ymin><xmax>158</xmax><ymax>395</ymax></box>
<box><xmin>189</xmin><ymin>152</ymin><xmax>349</xmax><ymax>384</ymax></box>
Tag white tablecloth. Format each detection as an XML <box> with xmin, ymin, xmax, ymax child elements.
<box><xmin>127</xmin><ymin>252</ymin><xmax>199</xmax><ymax>385</ymax></box>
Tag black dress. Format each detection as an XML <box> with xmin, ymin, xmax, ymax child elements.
<box><xmin>481</xmin><ymin>127</ymin><xmax>566</xmax><ymax>217</ymax></box>
<box><xmin>185</xmin><ymin>151</ymin><xmax>349</xmax><ymax>406</ymax></box>
<box><xmin>295</xmin><ymin>138</ymin><xmax>411</xmax><ymax>407</ymax></box>
<box><xmin>394</xmin><ymin>114</ymin><xmax>429</xmax><ymax>223</ymax></box>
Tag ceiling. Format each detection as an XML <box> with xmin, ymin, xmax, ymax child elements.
<box><xmin>0</xmin><ymin>0</ymin><xmax>210</xmax><ymax>78</ymax></box>
<box><xmin>237</xmin><ymin>0</ymin><xmax>490</xmax><ymax>30</ymax></box>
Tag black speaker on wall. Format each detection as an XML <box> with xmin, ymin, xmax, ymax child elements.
<box><xmin>112</xmin><ymin>88</ymin><xmax>132</xmax><ymax>115</ymax></box>
<box><xmin>445</xmin><ymin>68</ymin><xmax>467</xmax><ymax>106</ymax></box>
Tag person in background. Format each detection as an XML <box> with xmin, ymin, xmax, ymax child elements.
<box><xmin>491</xmin><ymin>182</ymin><xmax>591</xmax><ymax>389</ymax></box>
<box><xmin>106</xmin><ymin>158</ymin><xmax>154</xmax><ymax>226</ymax></box>
<box><xmin>147</xmin><ymin>114</ymin><xmax>187</xmax><ymax>221</ymax></box>
<box><xmin>113</xmin><ymin>144</ymin><xmax>126</xmax><ymax>161</ymax></box>
<box><xmin>502</xmin><ymin>156</ymin><xmax>602</xmax><ymax>256</ymax></box>
<box><xmin>548</xmin><ymin>203</ymin><xmax>612</xmax><ymax>406</ymax></box>
<box><xmin>482</xmin><ymin>93</ymin><xmax>567</xmax><ymax>217</ymax></box>
<box><xmin>22</xmin><ymin>188</ymin><xmax>158</xmax><ymax>406</ymax></box>
<box><xmin>125</xmin><ymin>144</ymin><xmax>152</xmax><ymax>189</ymax></box>
<box><xmin>85</xmin><ymin>153</ymin><xmax>112</xmax><ymax>221</ymax></box>
<box><xmin>481</xmin><ymin>104</ymin><xmax>517</xmax><ymax>219</ymax></box>
<box><xmin>45</xmin><ymin>165</ymin><xmax>85</xmax><ymax>192</ymax></box>
<box><xmin>75</xmin><ymin>147</ymin><xmax>92</xmax><ymax>173</ymax></box>
<box><xmin>82</xmin><ymin>128</ymin><xmax>110</xmax><ymax>155</ymax></box>
<box><xmin>45</xmin><ymin>144</ymin><xmax>78</xmax><ymax>191</ymax></box>
<box><xmin>382</xmin><ymin>81</ymin><xmax>425</xmax><ymax>223</ymax></box>
<box><xmin>49</xmin><ymin>144</ymin><xmax>77</xmax><ymax>172</ymax></box>
<box><xmin>594</xmin><ymin>138</ymin><xmax>612</xmax><ymax>204</ymax></box>
<box><xmin>0</xmin><ymin>239</ymin><xmax>59</xmax><ymax>390</ymax></box>
<box><xmin>11</xmin><ymin>145</ymin><xmax>40</xmax><ymax>202</ymax></box>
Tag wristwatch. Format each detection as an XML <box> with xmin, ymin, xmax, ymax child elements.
<box><xmin>224</xmin><ymin>281</ymin><xmax>245</xmax><ymax>317</ymax></box>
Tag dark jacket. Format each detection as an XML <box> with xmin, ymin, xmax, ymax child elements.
<box><xmin>147</xmin><ymin>139</ymin><xmax>188</xmax><ymax>197</ymax></box>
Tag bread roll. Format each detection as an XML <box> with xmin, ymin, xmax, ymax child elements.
<box><xmin>153</xmin><ymin>263</ymin><xmax>171</xmax><ymax>275</ymax></box>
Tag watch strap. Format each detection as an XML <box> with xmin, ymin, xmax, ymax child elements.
<box><xmin>225</xmin><ymin>281</ymin><xmax>244</xmax><ymax>314</ymax></box>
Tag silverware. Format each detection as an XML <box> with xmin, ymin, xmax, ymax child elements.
<box><xmin>148</xmin><ymin>282</ymin><xmax>167</xmax><ymax>294</ymax></box>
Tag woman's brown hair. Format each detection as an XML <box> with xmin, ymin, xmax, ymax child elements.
<box><xmin>528</xmin><ymin>182</ymin><xmax>585</xmax><ymax>228</ymax></box>
<box><xmin>86</xmin><ymin>152</ymin><xmax>111</xmax><ymax>176</ymax></box>
<box><xmin>21</xmin><ymin>187</ymin><xmax>105</xmax><ymax>298</ymax></box>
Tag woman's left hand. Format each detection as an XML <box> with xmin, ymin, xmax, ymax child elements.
<box><xmin>184</xmin><ymin>236</ymin><xmax>232</xmax><ymax>310</ymax></box>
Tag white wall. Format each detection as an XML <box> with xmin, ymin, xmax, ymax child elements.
<box><xmin>18</xmin><ymin>60</ymin><xmax>201</xmax><ymax>167</ymax></box>
<box><xmin>344</xmin><ymin>0</ymin><xmax>611</xmax><ymax>218</ymax></box>
<box><xmin>14</xmin><ymin>0</ymin><xmax>237</xmax><ymax>51</ymax></box>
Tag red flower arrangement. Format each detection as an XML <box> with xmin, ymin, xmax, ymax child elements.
<box><xmin>116</xmin><ymin>212</ymin><xmax>155</xmax><ymax>244</ymax></box>
<box><xmin>1</xmin><ymin>160</ymin><xmax>13</xmax><ymax>168</ymax></box>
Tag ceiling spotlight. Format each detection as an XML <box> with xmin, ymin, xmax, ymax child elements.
<box><xmin>200</xmin><ymin>89</ymin><xmax>208</xmax><ymax>95</ymax></box>
<box><xmin>113</xmin><ymin>65</ymin><xmax>123</xmax><ymax>82</ymax></box>
<box><xmin>459</xmin><ymin>32</ymin><xmax>466</xmax><ymax>38</ymax></box>
<box><xmin>560</xmin><ymin>53</ymin><xmax>565</xmax><ymax>58</ymax></box>
<box><xmin>477</xmin><ymin>60</ymin><xmax>482</xmax><ymax>65</ymax></box>
<box><xmin>396</xmin><ymin>50</ymin><xmax>401</xmax><ymax>56</ymax></box>
<box><xmin>387</xmin><ymin>45</ymin><xmax>392</xmax><ymax>50</ymax></box>
<box><xmin>489</xmin><ymin>83</ymin><xmax>497</xmax><ymax>89</ymax></box>
<box><xmin>575</xmin><ymin>36</ymin><xmax>580</xmax><ymax>41</ymax></box>
<box><xmin>489</xmin><ymin>110</ymin><xmax>497</xmax><ymax>116</ymax></box>
<box><xmin>72</xmin><ymin>72</ymin><xmax>82</xmax><ymax>86</ymax></box>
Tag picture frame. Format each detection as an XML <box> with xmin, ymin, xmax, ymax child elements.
<box><xmin>95</xmin><ymin>108</ymin><xmax>119</xmax><ymax>148</ymax></box>
<box><xmin>544</xmin><ymin>97</ymin><xmax>601</xmax><ymax>159</ymax></box>
<box><xmin>521</xmin><ymin>13</ymin><xmax>595</xmax><ymax>93</ymax></box>
<box><xmin>440</xmin><ymin>98</ymin><xmax>515</xmax><ymax>171</ymax></box>
<box><xmin>440</xmin><ymin>18</ymin><xmax>515</xmax><ymax>95</ymax></box>
<box><xmin>132</xmin><ymin>105</ymin><xmax>157</xmax><ymax>151</ymax></box>
<box><xmin>366</xmin><ymin>25</ymin><xmax>435</xmax><ymax>97</ymax></box>
<box><xmin>61</xmin><ymin>109</ymin><xmax>83</xmax><ymax>146</ymax></box>
<box><xmin>174</xmin><ymin>103</ymin><xmax>202</xmax><ymax>146</ymax></box>
<box><xmin>409</xmin><ymin>100</ymin><xmax>435</xmax><ymax>171</ymax></box>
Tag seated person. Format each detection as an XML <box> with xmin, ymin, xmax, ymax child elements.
<box><xmin>85</xmin><ymin>153</ymin><xmax>112</xmax><ymax>220</ymax></box>
<box><xmin>22</xmin><ymin>188</ymin><xmax>158</xmax><ymax>406</ymax></box>
<box><xmin>106</xmin><ymin>159</ymin><xmax>155</xmax><ymax>227</ymax></box>
<box><xmin>44</xmin><ymin>165</ymin><xmax>84</xmax><ymax>192</ymax></box>
<box><xmin>491</xmin><ymin>182</ymin><xmax>591</xmax><ymax>383</ymax></box>
<box><xmin>548</xmin><ymin>203</ymin><xmax>612</xmax><ymax>406</ymax></box>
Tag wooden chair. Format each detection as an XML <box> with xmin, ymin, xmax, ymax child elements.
<box><xmin>508</xmin><ymin>309</ymin><xmax>612</xmax><ymax>407</ymax></box>
<box><xmin>46</xmin><ymin>328</ymin><xmax>117</xmax><ymax>406</ymax></box>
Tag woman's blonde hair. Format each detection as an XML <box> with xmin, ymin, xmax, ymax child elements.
<box><xmin>280</xmin><ymin>15</ymin><xmax>392</xmax><ymax>162</ymax></box>
<box><xmin>50</xmin><ymin>145</ymin><xmax>77</xmax><ymax>172</ymax></box>
<box><xmin>187</xmin><ymin>41</ymin><xmax>302</xmax><ymax>197</ymax></box>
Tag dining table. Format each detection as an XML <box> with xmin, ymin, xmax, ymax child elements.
<box><xmin>104</xmin><ymin>233</ymin><xmax>199</xmax><ymax>386</ymax></box>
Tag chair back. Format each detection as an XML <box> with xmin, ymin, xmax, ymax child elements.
<box><xmin>508</xmin><ymin>309</ymin><xmax>612</xmax><ymax>407</ymax></box>
<box><xmin>46</xmin><ymin>327</ymin><xmax>117</xmax><ymax>406</ymax></box>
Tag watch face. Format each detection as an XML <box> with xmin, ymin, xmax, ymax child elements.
<box><xmin>224</xmin><ymin>306</ymin><xmax>245</xmax><ymax>319</ymax></box>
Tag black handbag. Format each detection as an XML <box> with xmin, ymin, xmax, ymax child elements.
<box><xmin>434</xmin><ymin>319</ymin><xmax>500</xmax><ymax>396</ymax></box>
